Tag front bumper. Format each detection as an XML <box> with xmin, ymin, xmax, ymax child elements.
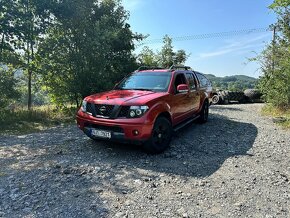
<box><xmin>76</xmin><ymin>113</ymin><xmax>154</xmax><ymax>143</ymax></box>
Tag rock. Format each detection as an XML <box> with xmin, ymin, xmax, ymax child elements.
<box><xmin>62</xmin><ymin>169</ymin><xmax>71</xmax><ymax>174</ymax></box>
<box><xmin>22</xmin><ymin>207</ymin><xmax>32</xmax><ymax>213</ymax></box>
<box><xmin>177</xmin><ymin>207</ymin><xmax>186</xmax><ymax>216</ymax></box>
<box><xmin>182</xmin><ymin>213</ymin><xmax>189</xmax><ymax>218</ymax></box>
<box><xmin>115</xmin><ymin>211</ymin><xmax>126</xmax><ymax>217</ymax></box>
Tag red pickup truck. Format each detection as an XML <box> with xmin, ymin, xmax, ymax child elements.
<box><xmin>76</xmin><ymin>66</ymin><xmax>212</xmax><ymax>153</ymax></box>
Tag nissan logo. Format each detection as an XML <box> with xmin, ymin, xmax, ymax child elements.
<box><xmin>99</xmin><ymin>106</ymin><xmax>106</xmax><ymax>114</ymax></box>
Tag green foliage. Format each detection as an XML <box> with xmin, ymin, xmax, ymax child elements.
<box><xmin>137</xmin><ymin>46</ymin><xmax>159</xmax><ymax>66</ymax></box>
<box><xmin>0</xmin><ymin>105</ymin><xmax>76</xmax><ymax>134</ymax></box>
<box><xmin>256</xmin><ymin>0</ymin><xmax>290</xmax><ymax>109</ymax></box>
<box><xmin>159</xmin><ymin>35</ymin><xmax>175</xmax><ymax>67</ymax></box>
<box><xmin>205</xmin><ymin>74</ymin><xmax>257</xmax><ymax>91</ymax></box>
<box><xmin>36</xmin><ymin>0</ymin><xmax>141</xmax><ymax>106</ymax></box>
<box><xmin>262</xmin><ymin>103</ymin><xmax>290</xmax><ymax>128</ymax></box>
<box><xmin>0</xmin><ymin>0</ymin><xmax>51</xmax><ymax>110</ymax></box>
<box><xmin>269</xmin><ymin>0</ymin><xmax>290</xmax><ymax>11</ymax></box>
<box><xmin>138</xmin><ymin>35</ymin><xmax>189</xmax><ymax>68</ymax></box>
<box><xmin>0</xmin><ymin>66</ymin><xmax>20</xmax><ymax>108</ymax></box>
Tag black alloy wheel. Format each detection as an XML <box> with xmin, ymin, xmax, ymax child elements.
<box><xmin>144</xmin><ymin>117</ymin><xmax>172</xmax><ymax>154</ymax></box>
<box><xmin>198</xmin><ymin>101</ymin><xmax>209</xmax><ymax>123</ymax></box>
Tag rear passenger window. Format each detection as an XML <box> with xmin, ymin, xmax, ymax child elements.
<box><xmin>186</xmin><ymin>73</ymin><xmax>197</xmax><ymax>90</ymax></box>
<box><xmin>196</xmin><ymin>73</ymin><xmax>210</xmax><ymax>88</ymax></box>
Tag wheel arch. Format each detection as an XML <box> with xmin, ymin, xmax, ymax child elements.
<box><xmin>157</xmin><ymin>111</ymin><xmax>172</xmax><ymax>124</ymax></box>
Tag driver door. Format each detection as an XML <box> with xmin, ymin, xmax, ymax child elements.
<box><xmin>170</xmin><ymin>73</ymin><xmax>192</xmax><ymax>124</ymax></box>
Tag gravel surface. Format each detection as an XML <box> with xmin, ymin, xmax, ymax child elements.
<box><xmin>0</xmin><ymin>103</ymin><xmax>289</xmax><ymax>218</ymax></box>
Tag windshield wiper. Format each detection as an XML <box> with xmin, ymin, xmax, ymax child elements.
<box><xmin>131</xmin><ymin>88</ymin><xmax>154</xmax><ymax>92</ymax></box>
<box><xmin>115</xmin><ymin>87</ymin><xmax>154</xmax><ymax>92</ymax></box>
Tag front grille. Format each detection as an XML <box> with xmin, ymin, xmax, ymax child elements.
<box><xmin>86</xmin><ymin>104</ymin><xmax>132</xmax><ymax>119</ymax></box>
<box><xmin>118</xmin><ymin>106</ymin><xmax>130</xmax><ymax>118</ymax></box>
<box><xmin>95</xmin><ymin>104</ymin><xmax>114</xmax><ymax>117</ymax></box>
<box><xmin>86</xmin><ymin>103</ymin><xmax>114</xmax><ymax>118</ymax></box>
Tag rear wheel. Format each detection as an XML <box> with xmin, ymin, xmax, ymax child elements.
<box><xmin>197</xmin><ymin>101</ymin><xmax>209</xmax><ymax>123</ymax></box>
<box><xmin>144</xmin><ymin>117</ymin><xmax>172</xmax><ymax>154</ymax></box>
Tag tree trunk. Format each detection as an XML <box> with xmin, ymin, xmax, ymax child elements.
<box><xmin>75</xmin><ymin>93</ymin><xmax>80</xmax><ymax>108</ymax></box>
<box><xmin>0</xmin><ymin>33</ymin><xmax>5</xmax><ymax>62</ymax></box>
<box><xmin>28</xmin><ymin>70</ymin><xmax>32</xmax><ymax>110</ymax></box>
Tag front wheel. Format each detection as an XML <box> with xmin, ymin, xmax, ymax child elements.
<box><xmin>143</xmin><ymin>117</ymin><xmax>172</xmax><ymax>154</ymax></box>
<box><xmin>197</xmin><ymin>101</ymin><xmax>209</xmax><ymax>123</ymax></box>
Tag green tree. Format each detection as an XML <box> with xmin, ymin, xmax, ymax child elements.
<box><xmin>159</xmin><ymin>35</ymin><xmax>174</xmax><ymax>67</ymax></box>
<box><xmin>0</xmin><ymin>0</ymin><xmax>51</xmax><ymax>110</ymax></box>
<box><xmin>0</xmin><ymin>66</ymin><xmax>20</xmax><ymax>108</ymax></box>
<box><xmin>256</xmin><ymin>0</ymin><xmax>290</xmax><ymax>109</ymax></box>
<box><xmin>137</xmin><ymin>35</ymin><xmax>189</xmax><ymax>68</ymax></box>
<box><xmin>137</xmin><ymin>46</ymin><xmax>158</xmax><ymax>66</ymax></box>
<box><xmin>36</xmin><ymin>0</ymin><xmax>142</xmax><ymax>106</ymax></box>
<box><xmin>0</xmin><ymin>0</ymin><xmax>22</xmax><ymax>65</ymax></box>
<box><xmin>174</xmin><ymin>49</ymin><xmax>188</xmax><ymax>65</ymax></box>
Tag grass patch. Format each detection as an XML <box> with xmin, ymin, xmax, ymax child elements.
<box><xmin>261</xmin><ymin>104</ymin><xmax>290</xmax><ymax>128</ymax></box>
<box><xmin>0</xmin><ymin>106</ymin><xmax>78</xmax><ymax>135</ymax></box>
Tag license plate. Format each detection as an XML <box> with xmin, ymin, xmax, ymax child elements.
<box><xmin>91</xmin><ymin>129</ymin><xmax>111</xmax><ymax>139</ymax></box>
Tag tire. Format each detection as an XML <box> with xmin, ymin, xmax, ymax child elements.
<box><xmin>221</xmin><ymin>91</ymin><xmax>245</xmax><ymax>102</ymax></box>
<box><xmin>197</xmin><ymin>101</ymin><xmax>209</xmax><ymax>123</ymax></box>
<box><xmin>244</xmin><ymin>89</ymin><xmax>262</xmax><ymax>102</ymax></box>
<box><xmin>211</xmin><ymin>94</ymin><xmax>220</xmax><ymax>105</ymax></box>
<box><xmin>143</xmin><ymin>117</ymin><xmax>172</xmax><ymax>154</ymax></box>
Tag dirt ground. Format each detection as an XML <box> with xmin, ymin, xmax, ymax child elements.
<box><xmin>0</xmin><ymin>103</ymin><xmax>289</xmax><ymax>218</ymax></box>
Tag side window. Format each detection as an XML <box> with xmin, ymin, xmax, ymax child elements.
<box><xmin>196</xmin><ymin>73</ymin><xmax>209</xmax><ymax>88</ymax></box>
<box><xmin>174</xmin><ymin>73</ymin><xmax>186</xmax><ymax>93</ymax></box>
<box><xmin>186</xmin><ymin>73</ymin><xmax>197</xmax><ymax>90</ymax></box>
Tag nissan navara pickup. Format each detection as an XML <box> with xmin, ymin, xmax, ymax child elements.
<box><xmin>76</xmin><ymin>66</ymin><xmax>212</xmax><ymax>153</ymax></box>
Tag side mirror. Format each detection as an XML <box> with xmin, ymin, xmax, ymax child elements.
<box><xmin>177</xmin><ymin>84</ymin><xmax>189</xmax><ymax>93</ymax></box>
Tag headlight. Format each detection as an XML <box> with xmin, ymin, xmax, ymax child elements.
<box><xmin>128</xmin><ymin>106</ymin><xmax>149</xmax><ymax>118</ymax></box>
<box><xmin>81</xmin><ymin>100</ymin><xmax>87</xmax><ymax>112</ymax></box>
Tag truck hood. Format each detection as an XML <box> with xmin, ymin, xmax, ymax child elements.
<box><xmin>85</xmin><ymin>90</ymin><xmax>167</xmax><ymax>105</ymax></box>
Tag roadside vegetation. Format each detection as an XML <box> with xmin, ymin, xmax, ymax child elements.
<box><xmin>261</xmin><ymin>104</ymin><xmax>290</xmax><ymax>128</ymax></box>
<box><xmin>254</xmin><ymin>0</ymin><xmax>290</xmax><ymax>127</ymax></box>
<box><xmin>0</xmin><ymin>106</ymin><xmax>77</xmax><ymax>135</ymax></box>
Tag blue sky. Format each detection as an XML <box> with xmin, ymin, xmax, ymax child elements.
<box><xmin>122</xmin><ymin>0</ymin><xmax>276</xmax><ymax>78</ymax></box>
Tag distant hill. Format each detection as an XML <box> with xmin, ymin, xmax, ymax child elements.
<box><xmin>204</xmin><ymin>74</ymin><xmax>258</xmax><ymax>91</ymax></box>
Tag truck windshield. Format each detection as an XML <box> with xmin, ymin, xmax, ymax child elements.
<box><xmin>116</xmin><ymin>72</ymin><xmax>172</xmax><ymax>92</ymax></box>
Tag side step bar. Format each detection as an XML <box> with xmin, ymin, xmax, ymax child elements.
<box><xmin>173</xmin><ymin>115</ymin><xmax>200</xmax><ymax>132</ymax></box>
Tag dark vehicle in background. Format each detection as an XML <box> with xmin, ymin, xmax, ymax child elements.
<box><xmin>76</xmin><ymin>65</ymin><xmax>213</xmax><ymax>153</ymax></box>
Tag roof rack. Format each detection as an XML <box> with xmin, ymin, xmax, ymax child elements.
<box><xmin>169</xmin><ymin>65</ymin><xmax>192</xmax><ymax>71</ymax></box>
<box><xmin>135</xmin><ymin>66</ymin><xmax>164</xmax><ymax>71</ymax></box>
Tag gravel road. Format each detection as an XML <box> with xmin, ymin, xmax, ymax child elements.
<box><xmin>0</xmin><ymin>103</ymin><xmax>289</xmax><ymax>218</ymax></box>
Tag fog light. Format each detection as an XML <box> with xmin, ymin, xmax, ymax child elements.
<box><xmin>133</xmin><ymin>130</ymin><xmax>139</xmax><ymax>136</ymax></box>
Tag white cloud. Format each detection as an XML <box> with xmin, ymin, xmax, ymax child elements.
<box><xmin>199</xmin><ymin>33</ymin><xmax>271</xmax><ymax>59</ymax></box>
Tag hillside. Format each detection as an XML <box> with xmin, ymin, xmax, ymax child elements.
<box><xmin>205</xmin><ymin>74</ymin><xmax>258</xmax><ymax>91</ymax></box>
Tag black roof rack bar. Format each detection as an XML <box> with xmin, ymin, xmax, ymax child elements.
<box><xmin>169</xmin><ymin>65</ymin><xmax>192</xmax><ymax>71</ymax></box>
<box><xmin>135</xmin><ymin>66</ymin><xmax>164</xmax><ymax>71</ymax></box>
